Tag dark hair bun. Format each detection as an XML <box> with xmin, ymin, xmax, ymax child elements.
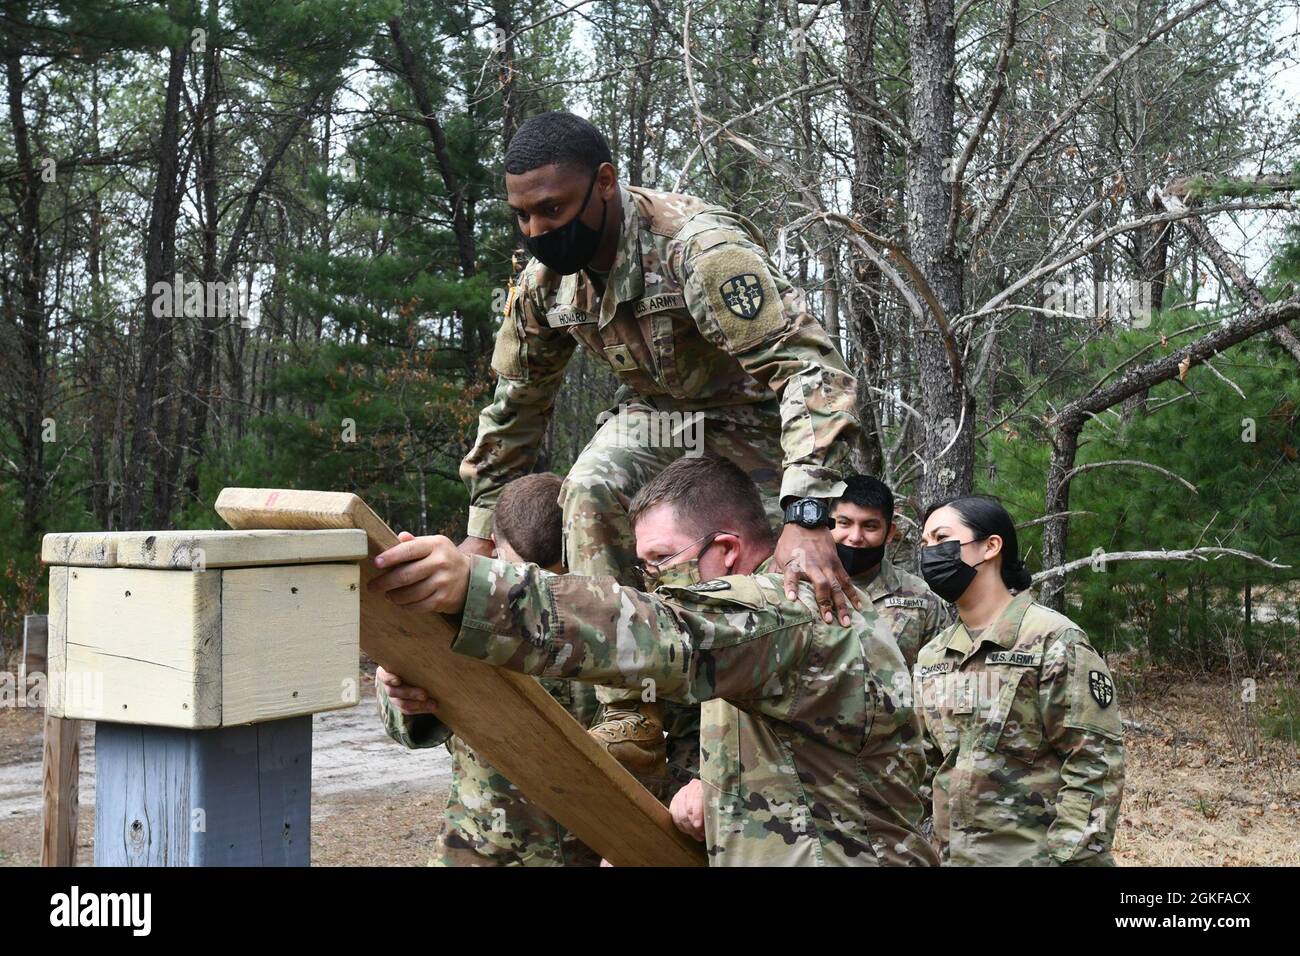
<box><xmin>1004</xmin><ymin>561</ymin><xmax>1033</xmax><ymax>592</ymax></box>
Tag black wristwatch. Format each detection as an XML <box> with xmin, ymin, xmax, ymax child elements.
<box><xmin>783</xmin><ymin>497</ymin><xmax>832</xmax><ymax>530</ymax></box>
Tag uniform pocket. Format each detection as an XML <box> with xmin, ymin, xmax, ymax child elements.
<box><xmin>981</xmin><ymin>669</ymin><xmax>1043</xmax><ymax>763</ymax></box>
<box><xmin>1048</xmin><ymin>789</ymin><xmax>1096</xmax><ymax>863</ymax></box>
<box><xmin>920</xmin><ymin>673</ymin><xmax>961</xmax><ymax>758</ymax></box>
<box><xmin>490</xmin><ymin>305</ymin><xmax>527</xmax><ymax>380</ymax></box>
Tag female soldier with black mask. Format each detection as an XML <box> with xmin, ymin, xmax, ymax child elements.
<box><xmin>915</xmin><ymin>495</ymin><xmax>1126</xmax><ymax>866</ymax></box>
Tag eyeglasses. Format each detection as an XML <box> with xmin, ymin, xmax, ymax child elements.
<box><xmin>634</xmin><ymin>529</ymin><xmax>736</xmax><ymax>583</ymax></box>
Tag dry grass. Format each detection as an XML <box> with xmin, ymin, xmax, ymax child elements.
<box><xmin>1112</xmin><ymin>655</ymin><xmax>1300</xmax><ymax>866</ymax></box>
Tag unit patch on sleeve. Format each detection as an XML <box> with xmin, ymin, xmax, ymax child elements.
<box><xmin>719</xmin><ymin>273</ymin><xmax>764</xmax><ymax>319</ymax></box>
<box><xmin>1089</xmin><ymin>670</ymin><xmax>1115</xmax><ymax>707</ymax></box>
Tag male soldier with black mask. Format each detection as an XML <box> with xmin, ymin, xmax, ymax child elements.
<box><xmin>830</xmin><ymin>475</ymin><xmax>947</xmax><ymax>671</ymax></box>
<box><xmin>455</xmin><ymin>111</ymin><xmax>863</xmax><ymax>798</ymax></box>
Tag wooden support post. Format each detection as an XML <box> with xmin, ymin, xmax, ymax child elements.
<box><xmin>215</xmin><ymin>487</ymin><xmax>707</xmax><ymax>867</ymax></box>
<box><xmin>41</xmin><ymin>712</ymin><xmax>80</xmax><ymax>867</ymax></box>
<box><xmin>40</xmin><ymin>528</ymin><xmax>367</xmax><ymax>867</ymax></box>
<box><xmin>29</xmin><ymin>611</ymin><xmax>80</xmax><ymax>867</ymax></box>
<box><xmin>94</xmin><ymin>717</ymin><xmax>311</xmax><ymax>865</ymax></box>
<box><xmin>21</xmin><ymin>613</ymin><xmax>48</xmax><ymax>691</ymax></box>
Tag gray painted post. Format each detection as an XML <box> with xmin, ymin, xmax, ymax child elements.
<box><xmin>94</xmin><ymin>716</ymin><xmax>312</xmax><ymax>866</ymax></box>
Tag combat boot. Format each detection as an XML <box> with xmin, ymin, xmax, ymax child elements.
<box><xmin>588</xmin><ymin>701</ymin><xmax>670</xmax><ymax>800</ymax></box>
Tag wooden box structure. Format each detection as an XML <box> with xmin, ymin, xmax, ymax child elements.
<box><xmin>41</xmin><ymin>528</ymin><xmax>367</xmax><ymax>865</ymax></box>
<box><xmin>216</xmin><ymin>487</ymin><xmax>706</xmax><ymax>867</ymax></box>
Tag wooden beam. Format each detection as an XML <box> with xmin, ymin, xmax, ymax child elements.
<box><xmin>41</xmin><ymin>713</ymin><xmax>80</xmax><ymax>866</ymax></box>
<box><xmin>42</xmin><ymin>528</ymin><xmax>367</xmax><ymax>569</ymax></box>
<box><xmin>35</xmin><ymin>606</ymin><xmax>82</xmax><ymax>868</ymax></box>
<box><xmin>215</xmin><ymin>487</ymin><xmax>706</xmax><ymax>867</ymax></box>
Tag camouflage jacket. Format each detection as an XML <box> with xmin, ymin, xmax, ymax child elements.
<box><xmin>915</xmin><ymin>590</ymin><xmax>1126</xmax><ymax>866</ymax></box>
<box><xmin>460</xmin><ymin>184</ymin><xmax>860</xmax><ymax>538</ymax></box>
<box><xmin>856</xmin><ymin>558</ymin><xmax>949</xmax><ymax>671</ymax></box>
<box><xmin>377</xmin><ymin>676</ymin><xmax>603</xmax><ymax>866</ymax></box>
<box><xmin>451</xmin><ymin>554</ymin><xmax>938</xmax><ymax>867</ymax></box>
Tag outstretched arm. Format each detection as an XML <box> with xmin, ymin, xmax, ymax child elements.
<box><xmin>367</xmin><ymin>538</ymin><xmax>808</xmax><ymax>705</ymax></box>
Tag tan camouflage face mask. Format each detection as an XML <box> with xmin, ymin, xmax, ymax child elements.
<box><xmin>643</xmin><ymin>555</ymin><xmax>705</xmax><ymax>591</ymax></box>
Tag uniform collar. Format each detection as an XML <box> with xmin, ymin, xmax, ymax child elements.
<box><xmin>600</xmin><ymin>186</ymin><xmax>645</xmax><ymax>326</ymax></box>
<box><xmin>856</xmin><ymin>557</ymin><xmax>900</xmax><ymax>603</ymax></box>
<box><xmin>554</xmin><ymin>186</ymin><xmax>644</xmax><ymax>327</ymax></box>
<box><xmin>941</xmin><ymin>589</ymin><xmax>1037</xmax><ymax>662</ymax></box>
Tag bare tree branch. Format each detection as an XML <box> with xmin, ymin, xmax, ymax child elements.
<box><xmin>1034</xmin><ymin>547</ymin><xmax>1291</xmax><ymax>583</ymax></box>
<box><xmin>966</xmin><ymin>0</ymin><xmax>1219</xmax><ymax>252</ymax></box>
<box><xmin>1062</xmin><ymin>459</ymin><xmax>1197</xmax><ymax>493</ymax></box>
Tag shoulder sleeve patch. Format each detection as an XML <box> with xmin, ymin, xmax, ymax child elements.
<box><xmin>688</xmin><ymin>243</ymin><xmax>788</xmax><ymax>354</ymax></box>
<box><xmin>1064</xmin><ymin>641</ymin><xmax>1123</xmax><ymax>741</ymax></box>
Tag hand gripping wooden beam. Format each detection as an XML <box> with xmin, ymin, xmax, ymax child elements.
<box><xmin>214</xmin><ymin>487</ymin><xmax>706</xmax><ymax>867</ymax></box>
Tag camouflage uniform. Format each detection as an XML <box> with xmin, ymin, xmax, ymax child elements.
<box><xmin>461</xmin><ymin>183</ymin><xmax>860</xmax><ymax>542</ymax></box>
<box><xmin>855</xmin><ymin>557</ymin><xmax>948</xmax><ymax>838</ymax></box>
<box><xmin>459</xmin><ymin>184</ymin><xmax>862</xmax><ymax>735</ymax></box>
<box><xmin>452</xmin><ymin>554</ymin><xmax>938</xmax><ymax>867</ymax></box>
<box><xmin>856</xmin><ymin>557</ymin><xmax>949</xmax><ymax>671</ymax></box>
<box><xmin>914</xmin><ymin>590</ymin><xmax>1126</xmax><ymax>866</ymax></box>
<box><xmin>377</xmin><ymin>677</ymin><xmax>602</xmax><ymax>866</ymax></box>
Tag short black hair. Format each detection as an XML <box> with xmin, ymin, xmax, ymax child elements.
<box><xmin>504</xmin><ymin>111</ymin><xmax>613</xmax><ymax>176</ymax></box>
<box><xmin>833</xmin><ymin>475</ymin><xmax>895</xmax><ymax>527</ymax></box>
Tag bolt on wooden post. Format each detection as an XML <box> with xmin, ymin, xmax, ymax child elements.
<box><xmin>41</xmin><ymin>529</ymin><xmax>367</xmax><ymax>866</ymax></box>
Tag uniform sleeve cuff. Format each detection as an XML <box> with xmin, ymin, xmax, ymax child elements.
<box><xmin>404</xmin><ymin>714</ymin><xmax>454</xmax><ymax>748</ymax></box>
<box><xmin>779</xmin><ymin>468</ymin><xmax>847</xmax><ymax>506</ymax></box>
<box><xmin>466</xmin><ymin>506</ymin><xmax>495</xmax><ymax>540</ymax></box>
<box><xmin>452</xmin><ymin>555</ymin><xmax>551</xmax><ymax>667</ymax></box>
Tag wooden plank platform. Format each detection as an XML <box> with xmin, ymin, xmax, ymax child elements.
<box><xmin>42</xmin><ymin>528</ymin><xmax>367</xmax><ymax>569</ymax></box>
<box><xmin>215</xmin><ymin>487</ymin><xmax>706</xmax><ymax>867</ymax></box>
<box><xmin>41</xmin><ymin>531</ymin><xmax>363</xmax><ymax>728</ymax></box>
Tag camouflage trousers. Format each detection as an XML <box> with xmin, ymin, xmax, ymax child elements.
<box><xmin>432</xmin><ymin>678</ymin><xmax>603</xmax><ymax>867</ymax></box>
<box><xmin>559</xmin><ymin>397</ymin><xmax>785</xmax><ymax>776</ymax></box>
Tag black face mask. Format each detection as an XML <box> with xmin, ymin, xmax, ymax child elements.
<box><xmin>836</xmin><ymin>541</ymin><xmax>886</xmax><ymax>577</ymax></box>
<box><xmin>919</xmin><ymin>538</ymin><xmax>987</xmax><ymax>602</ymax></box>
<box><xmin>520</xmin><ymin>169</ymin><xmax>607</xmax><ymax>275</ymax></box>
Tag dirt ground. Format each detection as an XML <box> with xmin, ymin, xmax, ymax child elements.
<box><xmin>1</xmin><ymin>662</ymin><xmax>1296</xmax><ymax>866</ymax></box>
<box><xmin>0</xmin><ymin>669</ymin><xmax>451</xmax><ymax>867</ymax></box>
<box><xmin>1109</xmin><ymin>655</ymin><xmax>1300</xmax><ymax>866</ymax></box>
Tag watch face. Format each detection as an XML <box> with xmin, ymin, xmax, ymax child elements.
<box><xmin>800</xmin><ymin>501</ymin><xmax>818</xmax><ymax>523</ymax></box>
